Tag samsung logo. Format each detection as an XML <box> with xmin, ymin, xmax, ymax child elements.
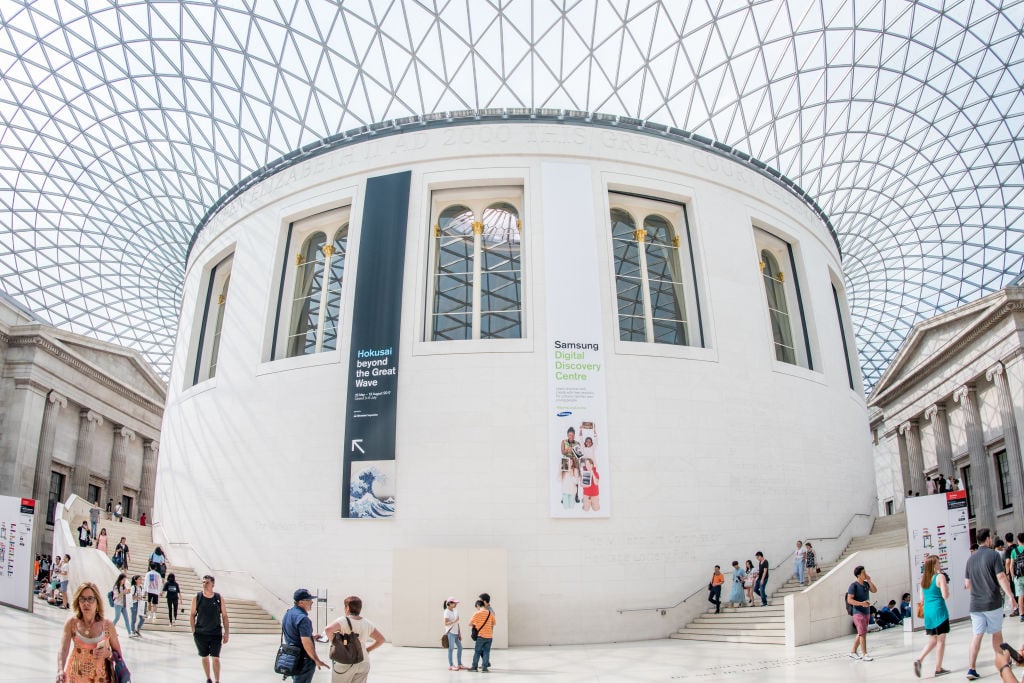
<box><xmin>556</xmin><ymin>411</ymin><xmax>572</xmax><ymax>417</ymax></box>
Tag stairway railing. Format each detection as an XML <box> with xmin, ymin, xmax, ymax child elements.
<box><xmin>615</xmin><ymin>507</ymin><xmax>876</xmax><ymax>615</ymax></box>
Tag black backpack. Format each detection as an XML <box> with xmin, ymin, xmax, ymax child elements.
<box><xmin>844</xmin><ymin>590</ymin><xmax>854</xmax><ymax>615</ymax></box>
<box><xmin>1013</xmin><ymin>547</ymin><xmax>1024</xmax><ymax>577</ymax></box>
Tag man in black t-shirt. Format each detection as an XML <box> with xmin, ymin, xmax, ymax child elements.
<box><xmin>754</xmin><ymin>551</ymin><xmax>770</xmax><ymax>606</ymax></box>
<box><xmin>190</xmin><ymin>574</ymin><xmax>231</xmax><ymax>683</ymax></box>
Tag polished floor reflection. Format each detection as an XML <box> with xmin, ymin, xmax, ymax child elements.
<box><xmin>6</xmin><ymin>599</ymin><xmax>1024</xmax><ymax>682</ymax></box>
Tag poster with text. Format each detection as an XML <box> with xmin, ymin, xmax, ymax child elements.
<box><xmin>905</xmin><ymin>491</ymin><xmax>971</xmax><ymax>627</ymax></box>
<box><xmin>543</xmin><ymin>162</ymin><xmax>611</xmax><ymax>518</ymax></box>
<box><xmin>0</xmin><ymin>496</ymin><xmax>36</xmax><ymax>611</ymax></box>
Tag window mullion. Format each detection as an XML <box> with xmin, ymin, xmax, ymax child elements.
<box><xmin>634</xmin><ymin>228</ymin><xmax>654</xmax><ymax>342</ymax></box>
<box><xmin>471</xmin><ymin>220</ymin><xmax>483</xmax><ymax>340</ymax></box>
<box><xmin>314</xmin><ymin>245</ymin><xmax>335</xmax><ymax>352</ymax></box>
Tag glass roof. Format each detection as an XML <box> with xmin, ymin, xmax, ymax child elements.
<box><xmin>1</xmin><ymin>1</ymin><xmax>1022</xmax><ymax>391</ymax></box>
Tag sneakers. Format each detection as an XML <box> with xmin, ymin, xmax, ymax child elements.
<box><xmin>861</xmin><ymin>655</ymin><xmax>874</xmax><ymax>662</ymax></box>
<box><xmin>914</xmin><ymin>659</ymin><xmax>922</xmax><ymax>678</ymax></box>
<box><xmin>848</xmin><ymin>652</ymin><xmax>861</xmax><ymax>660</ymax></box>
<box><xmin>966</xmin><ymin>669</ymin><xmax>980</xmax><ymax>680</ymax></box>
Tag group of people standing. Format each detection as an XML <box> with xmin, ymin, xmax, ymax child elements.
<box><xmin>441</xmin><ymin>592</ymin><xmax>496</xmax><ymax>672</ymax></box>
<box><xmin>707</xmin><ymin>542</ymin><xmax>819</xmax><ymax>613</ymax></box>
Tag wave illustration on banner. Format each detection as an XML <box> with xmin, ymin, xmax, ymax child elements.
<box><xmin>348</xmin><ymin>461</ymin><xmax>396</xmax><ymax>518</ymax></box>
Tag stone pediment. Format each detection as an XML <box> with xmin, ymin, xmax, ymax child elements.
<box><xmin>52</xmin><ymin>336</ymin><xmax>166</xmax><ymax>403</ymax></box>
<box><xmin>869</xmin><ymin>291</ymin><xmax>1010</xmax><ymax>403</ymax></box>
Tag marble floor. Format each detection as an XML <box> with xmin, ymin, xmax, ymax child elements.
<box><xmin>6</xmin><ymin>600</ymin><xmax>1024</xmax><ymax>682</ymax></box>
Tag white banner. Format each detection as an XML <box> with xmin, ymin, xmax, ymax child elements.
<box><xmin>0</xmin><ymin>496</ymin><xmax>37</xmax><ymax>611</ymax></box>
<box><xmin>905</xmin><ymin>490</ymin><xmax>971</xmax><ymax>626</ymax></box>
<box><xmin>543</xmin><ymin>162</ymin><xmax>611</xmax><ymax>518</ymax></box>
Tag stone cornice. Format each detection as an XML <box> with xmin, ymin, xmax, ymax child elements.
<box><xmin>868</xmin><ymin>294</ymin><xmax>1024</xmax><ymax>408</ymax></box>
<box><xmin>6</xmin><ymin>332</ymin><xmax>164</xmax><ymax>415</ymax></box>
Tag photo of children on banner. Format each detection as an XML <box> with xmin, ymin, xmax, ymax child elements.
<box><xmin>557</xmin><ymin>422</ymin><xmax>600</xmax><ymax>512</ymax></box>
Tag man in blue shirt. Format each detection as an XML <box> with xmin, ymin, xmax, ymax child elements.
<box><xmin>283</xmin><ymin>588</ymin><xmax>327</xmax><ymax>683</ymax></box>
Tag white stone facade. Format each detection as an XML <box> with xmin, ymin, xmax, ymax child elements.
<box><xmin>160</xmin><ymin>122</ymin><xmax>874</xmax><ymax>645</ymax></box>
<box><xmin>869</xmin><ymin>287</ymin><xmax>1024</xmax><ymax>538</ymax></box>
<box><xmin>0</xmin><ymin>293</ymin><xmax>165</xmax><ymax>548</ymax></box>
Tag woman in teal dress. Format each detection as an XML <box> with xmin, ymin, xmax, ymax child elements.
<box><xmin>728</xmin><ymin>560</ymin><xmax>746</xmax><ymax>608</ymax></box>
<box><xmin>913</xmin><ymin>554</ymin><xmax>950</xmax><ymax>678</ymax></box>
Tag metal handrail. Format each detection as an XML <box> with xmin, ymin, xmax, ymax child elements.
<box><xmin>616</xmin><ymin>508</ymin><xmax>876</xmax><ymax>615</ymax></box>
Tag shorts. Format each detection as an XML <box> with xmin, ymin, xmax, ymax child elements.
<box><xmin>970</xmin><ymin>608</ymin><xmax>1003</xmax><ymax>635</ymax></box>
<box><xmin>1015</xmin><ymin>576</ymin><xmax>1024</xmax><ymax>595</ymax></box>
<box><xmin>925</xmin><ymin>618</ymin><xmax>950</xmax><ymax>636</ymax></box>
<box><xmin>60</xmin><ymin>581</ymin><xmax>69</xmax><ymax>593</ymax></box>
<box><xmin>852</xmin><ymin>612</ymin><xmax>869</xmax><ymax>635</ymax></box>
<box><xmin>194</xmin><ymin>632</ymin><xmax>223</xmax><ymax>657</ymax></box>
<box><xmin>147</xmin><ymin>593</ymin><xmax>159</xmax><ymax>605</ymax></box>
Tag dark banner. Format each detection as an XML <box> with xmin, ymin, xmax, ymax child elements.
<box><xmin>341</xmin><ymin>171</ymin><xmax>411</xmax><ymax>518</ymax></box>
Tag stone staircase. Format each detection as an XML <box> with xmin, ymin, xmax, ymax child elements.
<box><xmin>70</xmin><ymin>515</ymin><xmax>280</xmax><ymax>635</ymax></box>
<box><xmin>672</xmin><ymin>513</ymin><xmax>907</xmax><ymax>645</ymax></box>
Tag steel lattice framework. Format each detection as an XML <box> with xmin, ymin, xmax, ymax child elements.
<box><xmin>1</xmin><ymin>1</ymin><xmax>1023</xmax><ymax>390</ymax></box>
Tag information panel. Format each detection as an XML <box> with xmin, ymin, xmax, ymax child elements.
<box><xmin>905</xmin><ymin>491</ymin><xmax>971</xmax><ymax>626</ymax></box>
<box><xmin>543</xmin><ymin>162</ymin><xmax>611</xmax><ymax>518</ymax></box>
<box><xmin>0</xmin><ymin>496</ymin><xmax>36</xmax><ymax>611</ymax></box>
<box><xmin>341</xmin><ymin>171</ymin><xmax>411</xmax><ymax>518</ymax></box>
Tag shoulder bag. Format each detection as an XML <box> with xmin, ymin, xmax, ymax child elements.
<box><xmin>330</xmin><ymin>617</ymin><xmax>364</xmax><ymax>665</ymax></box>
<box><xmin>471</xmin><ymin>610</ymin><xmax>491</xmax><ymax>641</ymax></box>
<box><xmin>104</xmin><ymin>627</ymin><xmax>132</xmax><ymax>683</ymax></box>
<box><xmin>273</xmin><ymin>623</ymin><xmax>304</xmax><ymax>677</ymax></box>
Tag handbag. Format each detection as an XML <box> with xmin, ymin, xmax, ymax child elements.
<box><xmin>471</xmin><ymin>610</ymin><xmax>491</xmax><ymax>641</ymax></box>
<box><xmin>329</xmin><ymin>617</ymin><xmax>364</xmax><ymax>665</ymax></box>
<box><xmin>273</xmin><ymin>625</ymin><xmax>304</xmax><ymax>677</ymax></box>
<box><xmin>916</xmin><ymin>601</ymin><xmax>924</xmax><ymax>619</ymax></box>
<box><xmin>106</xmin><ymin>648</ymin><xmax>131</xmax><ymax>683</ymax></box>
<box><xmin>441</xmin><ymin>633</ymin><xmax>449</xmax><ymax>648</ymax></box>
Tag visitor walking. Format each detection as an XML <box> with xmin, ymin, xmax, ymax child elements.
<box><xmin>130</xmin><ymin>574</ymin><xmax>146</xmax><ymax>635</ymax></box>
<box><xmin>846</xmin><ymin>564</ymin><xmax>877</xmax><ymax>661</ymax></box>
<box><xmin>112</xmin><ymin>537</ymin><xmax>129</xmax><ymax>570</ymax></box>
<box><xmin>113</xmin><ymin>502</ymin><xmax>123</xmax><ymax>522</ymax></box>
<box><xmin>149</xmin><ymin>546</ymin><xmax>167</xmax><ymax>577</ymax></box>
<box><xmin>794</xmin><ymin>540</ymin><xmax>807</xmax><ymax>585</ymax></box>
<box><xmin>743</xmin><ymin>559</ymin><xmax>757</xmax><ymax>605</ymax></box>
<box><xmin>144</xmin><ymin>564</ymin><xmax>162</xmax><ymax>621</ymax></box>
<box><xmin>190</xmin><ymin>574</ymin><xmax>230</xmax><ymax>683</ymax></box>
<box><xmin>323</xmin><ymin>595</ymin><xmax>385</xmax><ymax>682</ymax></box>
<box><xmin>708</xmin><ymin>565</ymin><xmax>724</xmax><ymax>613</ymax></box>
<box><xmin>89</xmin><ymin>502</ymin><xmax>100</xmax><ymax>541</ymax></box>
<box><xmin>163</xmin><ymin>573</ymin><xmax>180</xmax><ymax>625</ymax></box>
<box><xmin>1012</xmin><ymin>533</ymin><xmax>1024</xmax><ymax>621</ymax></box>
<box><xmin>111</xmin><ymin>573</ymin><xmax>133</xmax><ymax>637</ymax></box>
<box><xmin>913</xmin><ymin>555</ymin><xmax>950</xmax><ymax>677</ymax></box>
<box><xmin>965</xmin><ymin>528</ymin><xmax>1017</xmax><ymax>680</ymax></box>
<box><xmin>55</xmin><ymin>581</ymin><xmax>123</xmax><ymax>683</ymax></box>
<box><xmin>443</xmin><ymin>597</ymin><xmax>464</xmax><ymax>671</ymax></box>
<box><xmin>281</xmin><ymin>588</ymin><xmax>326</xmax><ymax>683</ymax></box>
<box><xmin>728</xmin><ymin>560</ymin><xmax>746</xmax><ymax>608</ymax></box>
<box><xmin>96</xmin><ymin>528</ymin><xmax>108</xmax><ymax>554</ymax></box>
<box><xmin>805</xmin><ymin>542</ymin><xmax>818</xmax><ymax>582</ymax></box>
<box><xmin>754</xmin><ymin>551</ymin><xmax>769</xmax><ymax>606</ymax></box>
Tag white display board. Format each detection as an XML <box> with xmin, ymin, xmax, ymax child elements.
<box><xmin>905</xmin><ymin>490</ymin><xmax>970</xmax><ymax>626</ymax></box>
<box><xmin>0</xmin><ymin>496</ymin><xmax>37</xmax><ymax>612</ymax></box>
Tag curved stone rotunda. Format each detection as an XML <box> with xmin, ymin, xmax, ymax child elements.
<box><xmin>1</xmin><ymin>0</ymin><xmax>1023</xmax><ymax>645</ymax></box>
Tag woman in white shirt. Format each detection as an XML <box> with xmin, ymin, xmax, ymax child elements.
<box><xmin>443</xmin><ymin>597</ymin><xmax>464</xmax><ymax>670</ymax></box>
<box><xmin>323</xmin><ymin>595</ymin><xmax>385</xmax><ymax>683</ymax></box>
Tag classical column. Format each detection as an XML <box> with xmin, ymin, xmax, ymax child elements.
<box><xmin>894</xmin><ymin>428</ymin><xmax>912</xmax><ymax>511</ymax></box>
<box><xmin>137</xmin><ymin>440</ymin><xmax>159</xmax><ymax>519</ymax></box>
<box><xmin>900</xmin><ymin>420</ymin><xmax>927</xmax><ymax>496</ymax></box>
<box><xmin>987</xmin><ymin>362</ymin><xmax>1024</xmax><ymax>535</ymax></box>
<box><xmin>107</xmin><ymin>426</ymin><xmax>136</xmax><ymax>511</ymax></box>
<box><xmin>924</xmin><ymin>402</ymin><xmax>955</xmax><ymax>480</ymax></box>
<box><xmin>69</xmin><ymin>410</ymin><xmax>102</xmax><ymax>500</ymax></box>
<box><xmin>31</xmin><ymin>390</ymin><xmax>67</xmax><ymax>503</ymax></box>
<box><xmin>954</xmin><ymin>384</ymin><xmax>996</xmax><ymax>532</ymax></box>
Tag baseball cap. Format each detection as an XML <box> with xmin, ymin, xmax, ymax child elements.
<box><xmin>446</xmin><ymin>596</ymin><xmax>459</xmax><ymax>604</ymax></box>
<box><xmin>294</xmin><ymin>588</ymin><xmax>315</xmax><ymax>601</ymax></box>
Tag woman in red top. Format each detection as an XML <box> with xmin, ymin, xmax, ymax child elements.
<box><xmin>581</xmin><ymin>457</ymin><xmax>600</xmax><ymax>511</ymax></box>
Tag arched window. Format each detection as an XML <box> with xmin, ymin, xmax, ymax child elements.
<box><xmin>755</xmin><ymin>227</ymin><xmax>811</xmax><ymax>368</ymax></box>
<box><xmin>272</xmin><ymin>207</ymin><xmax>350</xmax><ymax>360</ymax></box>
<box><xmin>609</xmin><ymin>194</ymin><xmax>700</xmax><ymax>346</ymax></box>
<box><xmin>428</xmin><ymin>189</ymin><xmax>523</xmax><ymax>341</ymax></box>
<box><xmin>191</xmin><ymin>253</ymin><xmax>233</xmax><ymax>386</ymax></box>
<box><xmin>430</xmin><ymin>205</ymin><xmax>475</xmax><ymax>340</ymax></box>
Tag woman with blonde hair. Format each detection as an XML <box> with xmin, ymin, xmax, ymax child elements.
<box><xmin>56</xmin><ymin>581</ymin><xmax>123</xmax><ymax>682</ymax></box>
<box><xmin>913</xmin><ymin>554</ymin><xmax>950</xmax><ymax>677</ymax></box>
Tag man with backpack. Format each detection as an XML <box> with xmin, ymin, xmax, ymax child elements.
<box><xmin>1012</xmin><ymin>532</ymin><xmax>1024</xmax><ymax>623</ymax></box>
<box><xmin>190</xmin><ymin>574</ymin><xmax>230</xmax><ymax>683</ymax></box>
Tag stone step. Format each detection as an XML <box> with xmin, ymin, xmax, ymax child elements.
<box><xmin>690</xmin><ymin>616</ymin><xmax>785</xmax><ymax>627</ymax></box>
<box><xmin>671</xmin><ymin>632</ymin><xmax>786</xmax><ymax>644</ymax></box>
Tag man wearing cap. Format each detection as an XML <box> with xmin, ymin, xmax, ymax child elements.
<box><xmin>283</xmin><ymin>589</ymin><xmax>327</xmax><ymax>683</ymax></box>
